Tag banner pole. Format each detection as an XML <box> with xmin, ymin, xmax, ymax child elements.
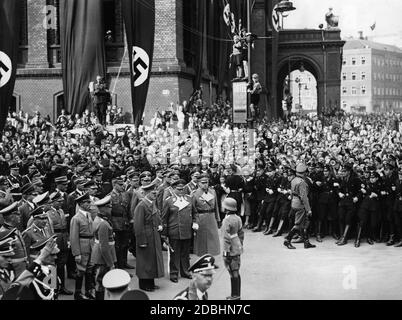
<box><xmin>111</xmin><ymin>46</ymin><xmax>128</xmax><ymax>96</ymax></box>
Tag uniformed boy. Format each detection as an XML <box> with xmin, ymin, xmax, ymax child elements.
<box><xmin>221</xmin><ymin>198</ymin><xmax>244</xmax><ymax>300</ymax></box>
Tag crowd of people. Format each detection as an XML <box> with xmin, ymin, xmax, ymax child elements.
<box><xmin>1</xmin><ymin>98</ymin><xmax>402</xmax><ymax>300</ymax></box>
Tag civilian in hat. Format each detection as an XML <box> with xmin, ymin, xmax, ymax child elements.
<box><xmin>2</xmin><ymin>236</ymin><xmax>59</xmax><ymax>300</ymax></box>
<box><xmin>91</xmin><ymin>195</ymin><xmax>117</xmax><ymax>300</ymax></box>
<box><xmin>283</xmin><ymin>163</ymin><xmax>316</xmax><ymax>249</ymax></box>
<box><xmin>102</xmin><ymin>268</ymin><xmax>131</xmax><ymax>300</ymax></box>
<box><xmin>46</xmin><ymin>191</ymin><xmax>72</xmax><ymax>295</ymax></box>
<box><xmin>161</xmin><ymin>179</ymin><xmax>198</xmax><ymax>283</ymax></box>
<box><xmin>334</xmin><ymin>164</ymin><xmax>361</xmax><ymax>246</ymax></box>
<box><xmin>110</xmin><ymin>176</ymin><xmax>133</xmax><ymax>270</ymax></box>
<box><xmin>22</xmin><ymin>206</ymin><xmax>52</xmax><ymax>261</ymax></box>
<box><xmin>221</xmin><ymin>198</ymin><xmax>244</xmax><ymax>300</ymax></box>
<box><xmin>0</xmin><ymin>203</ymin><xmax>28</xmax><ymax>278</ymax></box>
<box><xmin>19</xmin><ymin>183</ymin><xmax>38</xmax><ymax>231</ymax></box>
<box><xmin>192</xmin><ymin>174</ymin><xmax>221</xmax><ymax>257</ymax></box>
<box><xmin>69</xmin><ymin>193</ymin><xmax>95</xmax><ymax>300</ymax></box>
<box><xmin>174</xmin><ymin>254</ymin><xmax>218</xmax><ymax>300</ymax></box>
<box><xmin>133</xmin><ymin>181</ymin><xmax>164</xmax><ymax>292</ymax></box>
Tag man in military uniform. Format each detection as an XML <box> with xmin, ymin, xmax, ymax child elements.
<box><xmin>133</xmin><ymin>182</ymin><xmax>164</xmax><ymax>292</ymax></box>
<box><xmin>110</xmin><ymin>176</ymin><xmax>133</xmax><ymax>270</ymax></box>
<box><xmin>102</xmin><ymin>269</ymin><xmax>131</xmax><ymax>300</ymax></box>
<box><xmin>251</xmin><ymin>164</ymin><xmax>268</xmax><ymax>231</ymax></box>
<box><xmin>155</xmin><ymin>171</ymin><xmax>171</xmax><ymax>211</ymax></box>
<box><xmin>91</xmin><ymin>195</ymin><xmax>117</xmax><ymax>300</ymax></box>
<box><xmin>192</xmin><ymin>174</ymin><xmax>221</xmax><ymax>257</ymax></box>
<box><xmin>261</xmin><ymin>163</ymin><xmax>280</xmax><ymax>235</ymax></box>
<box><xmin>183</xmin><ymin>170</ymin><xmax>200</xmax><ymax>196</ymax></box>
<box><xmin>8</xmin><ymin>163</ymin><xmax>22</xmax><ymax>188</ymax></box>
<box><xmin>174</xmin><ymin>254</ymin><xmax>218</xmax><ymax>300</ymax></box>
<box><xmin>18</xmin><ymin>183</ymin><xmax>38</xmax><ymax>231</ymax></box>
<box><xmin>46</xmin><ymin>191</ymin><xmax>72</xmax><ymax>295</ymax></box>
<box><xmin>381</xmin><ymin>162</ymin><xmax>398</xmax><ymax>245</ymax></box>
<box><xmin>22</xmin><ymin>206</ymin><xmax>51</xmax><ymax>262</ymax></box>
<box><xmin>272</xmin><ymin>166</ymin><xmax>292</xmax><ymax>237</ymax></box>
<box><xmin>334</xmin><ymin>164</ymin><xmax>361</xmax><ymax>246</ymax></box>
<box><xmin>69</xmin><ymin>193</ymin><xmax>95</xmax><ymax>300</ymax></box>
<box><xmin>0</xmin><ymin>227</ymin><xmax>18</xmax><ymax>297</ymax></box>
<box><xmin>2</xmin><ymin>236</ymin><xmax>60</xmax><ymax>300</ymax></box>
<box><xmin>0</xmin><ymin>202</ymin><xmax>28</xmax><ymax>277</ymax></box>
<box><xmin>283</xmin><ymin>163</ymin><xmax>316</xmax><ymax>249</ymax></box>
<box><xmin>162</xmin><ymin>179</ymin><xmax>199</xmax><ymax>283</ymax></box>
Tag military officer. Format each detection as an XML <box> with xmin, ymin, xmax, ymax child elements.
<box><xmin>174</xmin><ymin>254</ymin><xmax>218</xmax><ymax>300</ymax></box>
<box><xmin>155</xmin><ymin>170</ymin><xmax>171</xmax><ymax>211</ymax></box>
<box><xmin>0</xmin><ymin>227</ymin><xmax>18</xmax><ymax>297</ymax></box>
<box><xmin>192</xmin><ymin>174</ymin><xmax>221</xmax><ymax>257</ymax></box>
<box><xmin>162</xmin><ymin>179</ymin><xmax>199</xmax><ymax>283</ymax></box>
<box><xmin>46</xmin><ymin>191</ymin><xmax>72</xmax><ymax>295</ymax></box>
<box><xmin>381</xmin><ymin>162</ymin><xmax>398</xmax><ymax>245</ymax></box>
<box><xmin>133</xmin><ymin>182</ymin><xmax>164</xmax><ymax>292</ymax></box>
<box><xmin>283</xmin><ymin>163</ymin><xmax>316</xmax><ymax>249</ymax></box>
<box><xmin>110</xmin><ymin>176</ymin><xmax>133</xmax><ymax>269</ymax></box>
<box><xmin>102</xmin><ymin>269</ymin><xmax>131</xmax><ymax>300</ymax></box>
<box><xmin>0</xmin><ymin>202</ymin><xmax>28</xmax><ymax>277</ymax></box>
<box><xmin>18</xmin><ymin>183</ymin><xmax>38</xmax><ymax>231</ymax></box>
<box><xmin>183</xmin><ymin>170</ymin><xmax>200</xmax><ymax>196</ymax></box>
<box><xmin>91</xmin><ymin>195</ymin><xmax>117</xmax><ymax>300</ymax></box>
<box><xmin>69</xmin><ymin>193</ymin><xmax>95</xmax><ymax>300</ymax></box>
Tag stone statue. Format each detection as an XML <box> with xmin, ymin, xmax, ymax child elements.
<box><xmin>325</xmin><ymin>7</ymin><xmax>339</xmax><ymax>29</ymax></box>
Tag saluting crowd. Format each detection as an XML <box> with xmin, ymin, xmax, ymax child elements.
<box><xmin>1</xmin><ymin>100</ymin><xmax>402</xmax><ymax>300</ymax></box>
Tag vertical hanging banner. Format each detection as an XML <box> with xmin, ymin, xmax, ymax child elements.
<box><xmin>60</xmin><ymin>0</ymin><xmax>106</xmax><ymax>116</ymax></box>
<box><xmin>122</xmin><ymin>0</ymin><xmax>155</xmax><ymax>127</ymax></box>
<box><xmin>0</xmin><ymin>0</ymin><xmax>20</xmax><ymax>134</ymax></box>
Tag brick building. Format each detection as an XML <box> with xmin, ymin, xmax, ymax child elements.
<box><xmin>341</xmin><ymin>38</ymin><xmax>402</xmax><ymax>113</ymax></box>
<box><xmin>13</xmin><ymin>0</ymin><xmax>247</xmax><ymax>123</ymax></box>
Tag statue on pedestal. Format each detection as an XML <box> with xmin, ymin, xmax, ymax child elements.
<box><xmin>325</xmin><ymin>7</ymin><xmax>339</xmax><ymax>29</ymax></box>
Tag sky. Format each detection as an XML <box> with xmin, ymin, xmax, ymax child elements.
<box><xmin>283</xmin><ymin>0</ymin><xmax>402</xmax><ymax>47</ymax></box>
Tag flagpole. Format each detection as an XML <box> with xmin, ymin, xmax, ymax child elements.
<box><xmin>111</xmin><ymin>46</ymin><xmax>128</xmax><ymax>96</ymax></box>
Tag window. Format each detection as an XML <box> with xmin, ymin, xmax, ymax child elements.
<box><xmin>342</xmin><ymin>73</ymin><xmax>347</xmax><ymax>80</ymax></box>
<box><xmin>352</xmin><ymin>72</ymin><xmax>357</xmax><ymax>80</ymax></box>
<box><xmin>342</xmin><ymin>87</ymin><xmax>347</xmax><ymax>94</ymax></box>
<box><xmin>343</xmin><ymin>58</ymin><xmax>347</xmax><ymax>65</ymax></box>
<box><xmin>352</xmin><ymin>58</ymin><xmax>356</xmax><ymax>65</ymax></box>
<box><xmin>352</xmin><ymin>87</ymin><xmax>357</xmax><ymax>95</ymax></box>
<box><xmin>374</xmin><ymin>87</ymin><xmax>377</xmax><ymax>95</ymax></box>
<box><xmin>361</xmin><ymin>86</ymin><xmax>366</xmax><ymax>94</ymax></box>
<box><xmin>361</xmin><ymin>57</ymin><xmax>366</xmax><ymax>64</ymax></box>
<box><xmin>342</xmin><ymin>101</ymin><xmax>347</xmax><ymax>109</ymax></box>
<box><xmin>373</xmin><ymin>73</ymin><xmax>377</xmax><ymax>80</ymax></box>
<box><xmin>361</xmin><ymin>72</ymin><xmax>366</xmax><ymax>80</ymax></box>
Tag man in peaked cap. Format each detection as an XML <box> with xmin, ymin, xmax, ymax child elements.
<box><xmin>91</xmin><ymin>195</ymin><xmax>117</xmax><ymax>300</ymax></box>
<box><xmin>0</xmin><ymin>227</ymin><xmax>18</xmax><ymax>297</ymax></box>
<box><xmin>69</xmin><ymin>192</ymin><xmax>95</xmax><ymax>300</ymax></box>
<box><xmin>161</xmin><ymin>179</ymin><xmax>198</xmax><ymax>283</ymax></box>
<box><xmin>283</xmin><ymin>163</ymin><xmax>316</xmax><ymax>250</ymax></box>
<box><xmin>0</xmin><ymin>202</ymin><xmax>28</xmax><ymax>278</ymax></box>
<box><xmin>102</xmin><ymin>268</ymin><xmax>131</xmax><ymax>300</ymax></box>
<box><xmin>174</xmin><ymin>254</ymin><xmax>218</xmax><ymax>300</ymax></box>
<box><xmin>19</xmin><ymin>183</ymin><xmax>38</xmax><ymax>231</ymax></box>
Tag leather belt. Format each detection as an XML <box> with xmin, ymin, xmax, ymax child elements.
<box><xmin>198</xmin><ymin>209</ymin><xmax>214</xmax><ymax>214</ymax></box>
<box><xmin>79</xmin><ymin>235</ymin><xmax>93</xmax><ymax>239</ymax></box>
<box><xmin>94</xmin><ymin>239</ymin><xmax>115</xmax><ymax>245</ymax></box>
<box><xmin>11</xmin><ymin>257</ymin><xmax>28</xmax><ymax>263</ymax></box>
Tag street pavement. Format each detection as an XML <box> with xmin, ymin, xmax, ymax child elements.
<box><xmin>60</xmin><ymin>230</ymin><xmax>402</xmax><ymax>300</ymax></box>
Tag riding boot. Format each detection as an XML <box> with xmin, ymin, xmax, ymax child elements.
<box><xmin>95</xmin><ymin>290</ymin><xmax>104</xmax><ymax>300</ymax></box>
<box><xmin>336</xmin><ymin>222</ymin><xmax>345</xmax><ymax>244</ymax></box>
<box><xmin>337</xmin><ymin>225</ymin><xmax>349</xmax><ymax>246</ymax></box>
<box><xmin>273</xmin><ymin>220</ymin><xmax>284</xmax><ymax>237</ymax></box>
<box><xmin>284</xmin><ymin>228</ymin><xmax>297</xmax><ymax>249</ymax></box>
<box><xmin>387</xmin><ymin>234</ymin><xmax>395</xmax><ymax>246</ymax></box>
<box><xmin>355</xmin><ymin>225</ymin><xmax>362</xmax><ymax>248</ymax></box>
<box><xmin>303</xmin><ymin>230</ymin><xmax>316</xmax><ymax>249</ymax></box>
<box><xmin>74</xmin><ymin>275</ymin><xmax>84</xmax><ymax>299</ymax></box>
<box><xmin>85</xmin><ymin>272</ymin><xmax>95</xmax><ymax>300</ymax></box>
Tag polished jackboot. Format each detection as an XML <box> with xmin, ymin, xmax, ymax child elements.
<box><xmin>303</xmin><ymin>230</ymin><xmax>316</xmax><ymax>249</ymax></box>
<box><xmin>386</xmin><ymin>234</ymin><xmax>396</xmax><ymax>246</ymax></box>
<box><xmin>74</xmin><ymin>275</ymin><xmax>89</xmax><ymax>300</ymax></box>
<box><xmin>226</xmin><ymin>277</ymin><xmax>241</xmax><ymax>300</ymax></box>
<box><xmin>354</xmin><ymin>226</ymin><xmax>362</xmax><ymax>248</ymax></box>
<box><xmin>57</xmin><ymin>265</ymin><xmax>73</xmax><ymax>295</ymax></box>
<box><xmin>337</xmin><ymin>225</ymin><xmax>350</xmax><ymax>246</ymax></box>
<box><xmin>85</xmin><ymin>271</ymin><xmax>96</xmax><ymax>300</ymax></box>
<box><xmin>284</xmin><ymin>229</ymin><xmax>297</xmax><ymax>249</ymax></box>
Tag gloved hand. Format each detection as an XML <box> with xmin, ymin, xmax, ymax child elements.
<box><xmin>74</xmin><ymin>255</ymin><xmax>81</xmax><ymax>263</ymax></box>
<box><xmin>192</xmin><ymin>223</ymin><xmax>199</xmax><ymax>231</ymax></box>
<box><xmin>333</xmin><ymin>182</ymin><xmax>340</xmax><ymax>187</ymax></box>
<box><xmin>338</xmin><ymin>192</ymin><xmax>345</xmax><ymax>198</ymax></box>
<box><xmin>353</xmin><ymin>197</ymin><xmax>359</xmax><ymax>203</ymax></box>
<box><xmin>157</xmin><ymin>225</ymin><xmax>163</xmax><ymax>232</ymax></box>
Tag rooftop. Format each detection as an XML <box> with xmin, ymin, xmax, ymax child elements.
<box><xmin>343</xmin><ymin>38</ymin><xmax>402</xmax><ymax>53</ymax></box>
